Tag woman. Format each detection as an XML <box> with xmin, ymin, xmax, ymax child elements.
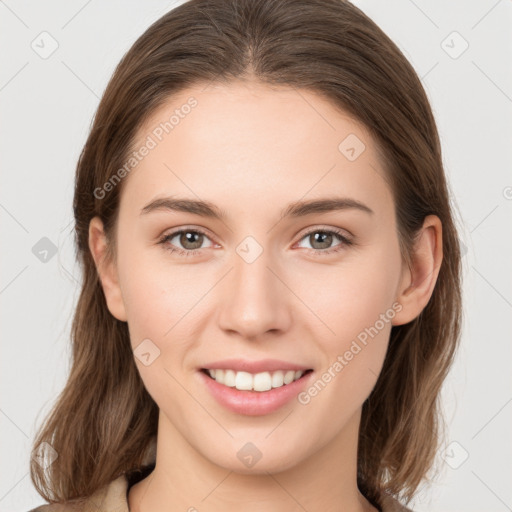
<box><xmin>29</xmin><ymin>0</ymin><xmax>463</xmax><ymax>510</ymax></box>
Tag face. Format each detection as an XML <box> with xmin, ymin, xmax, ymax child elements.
<box><xmin>93</xmin><ymin>80</ymin><xmax>413</xmax><ymax>473</ymax></box>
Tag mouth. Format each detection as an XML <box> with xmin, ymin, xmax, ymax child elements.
<box><xmin>200</xmin><ymin>368</ymin><xmax>314</xmax><ymax>392</ymax></box>
<box><xmin>197</xmin><ymin>358</ymin><xmax>315</xmax><ymax>415</ymax></box>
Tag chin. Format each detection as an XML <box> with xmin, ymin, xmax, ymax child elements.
<box><xmin>200</xmin><ymin>441</ymin><xmax>310</xmax><ymax>476</ymax></box>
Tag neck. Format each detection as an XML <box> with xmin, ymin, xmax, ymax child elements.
<box><xmin>128</xmin><ymin>408</ymin><xmax>377</xmax><ymax>512</ymax></box>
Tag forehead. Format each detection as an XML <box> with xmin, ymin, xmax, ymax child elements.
<box><xmin>122</xmin><ymin>81</ymin><xmax>393</xmax><ymax>219</ymax></box>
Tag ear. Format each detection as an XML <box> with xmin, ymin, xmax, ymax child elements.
<box><xmin>88</xmin><ymin>216</ymin><xmax>128</xmax><ymax>322</ymax></box>
<box><xmin>392</xmin><ymin>215</ymin><xmax>443</xmax><ymax>326</ymax></box>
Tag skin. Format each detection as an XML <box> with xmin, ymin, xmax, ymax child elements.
<box><xmin>89</xmin><ymin>80</ymin><xmax>443</xmax><ymax>512</ymax></box>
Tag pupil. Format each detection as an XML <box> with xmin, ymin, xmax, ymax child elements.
<box><xmin>312</xmin><ymin>232</ymin><xmax>332</xmax><ymax>249</ymax></box>
<box><xmin>182</xmin><ymin>231</ymin><xmax>202</xmax><ymax>249</ymax></box>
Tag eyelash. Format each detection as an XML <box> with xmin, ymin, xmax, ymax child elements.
<box><xmin>157</xmin><ymin>226</ymin><xmax>353</xmax><ymax>257</ymax></box>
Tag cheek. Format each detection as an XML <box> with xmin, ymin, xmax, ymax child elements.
<box><xmin>294</xmin><ymin>260</ymin><xmax>398</xmax><ymax>444</ymax></box>
<box><xmin>291</xmin><ymin>245</ymin><xmax>401</xmax><ymax>347</ymax></box>
<box><xmin>117</xmin><ymin>253</ymin><xmax>204</xmax><ymax>404</ymax></box>
<box><xmin>289</xmin><ymin>244</ymin><xmax>400</xmax><ymax>415</ymax></box>
<box><xmin>117</xmin><ymin>248</ymin><xmax>216</xmax><ymax>403</ymax></box>
<box><xmin>117</xmin><ymin>243</ymin><xmax>200</xmax><ymax>343</ymax></box>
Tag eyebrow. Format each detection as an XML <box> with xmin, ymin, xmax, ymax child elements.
<box><xmin>140</xmin><ymin>196</ymin><xmax>374</xmax><ymax>220</ymax></box>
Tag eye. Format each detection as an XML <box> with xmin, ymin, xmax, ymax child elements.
<box><xmin>158</xmin><ymin>226</ymin><xmax>354</xmax><ymax>258</ymax></box>
<box><xmin>158</xmin><ymin>228</ymin><xmax>215</xmax><ymax>257</ymax></box>
<box><xmin>295</xmin><ymin>227</ymin><xmax>353</xmax><ymax>255</ymax></box>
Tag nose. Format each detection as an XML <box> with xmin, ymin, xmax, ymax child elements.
<box><xmin>216</xmin><ymin>242</ymin><xmax>292</xmax><ymax>340</ymax></box>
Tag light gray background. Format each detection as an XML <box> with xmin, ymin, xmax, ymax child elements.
<box><xmin>1</xmin><ymin>1</ymin><xmax>511</xmax><ymax>511</ymax></box>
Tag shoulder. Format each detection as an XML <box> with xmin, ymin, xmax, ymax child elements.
<box><xmin>26</xmin><ymin>474</ymin><xmax>130</xmax><ymax>512</ymax></box>
<box><xmin>379</xmin><ymin>492</ymin><xmax>415</xmax><ymax>512</ymax></box>
<box><xmin>26</xmin><ymin>505</ymin><xmax>80</xmax><ymax>512</ymax></box>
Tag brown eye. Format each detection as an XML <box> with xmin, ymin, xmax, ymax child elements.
<box><xmin>177</xmin><ymin>231</ymin><xmax>204</xmax><ymax>250</ymax></box>
<box><xmin>308</xmin><ymin>231</ymin><xmax>334</xmax><ymax>250</ymax></box>
<box><xmin>296</xmin><ymin>228</ymin><xmax>353</xmax><ymax>255</ymax></box>
<box><xmin>159</xmin><ymin>228</ymin><xmax>214</xmax><ymax>256</ymax></box>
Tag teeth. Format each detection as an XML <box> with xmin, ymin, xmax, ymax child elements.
<box><xmin>235</xmin><ymin>371</ymin><xmax>254</xmax><ymax>390</ymax></box>
<box><xmin>271</xmin><ymin>371</ymin><xmax>284</xmax><ymax>388</ymax></box>
<box><xmin>206</xmin><ymin>369</ymin><xmax>306</xmax><ymax>392</ymax></box>
<box><xmin>224</xmin><ymin>369</ymin><xmax>236</xmax><ymax>387</ymax></box>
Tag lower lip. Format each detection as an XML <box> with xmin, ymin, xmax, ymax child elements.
<box><xmin>198</xmin><ymin>370</ymin><xmax>314</xmax><ymax>416</ymax></box>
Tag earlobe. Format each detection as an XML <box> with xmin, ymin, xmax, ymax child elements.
<box><xmin>88</xmin><ymin>216</ymin><xmax>128</xmax><ymax>322</ymax></box>
<box><xmin>391</xmin><ymin>215</ymin><xmax>443</xmax><ymax>326</ymax></box>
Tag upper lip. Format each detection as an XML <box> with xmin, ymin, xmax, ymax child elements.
<box><xmin>201</xmin><ymin>358</ymin><xmax>312</xmax><ymax>374</ymax></box>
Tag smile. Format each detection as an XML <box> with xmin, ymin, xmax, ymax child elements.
<box><xmin>198</xmin><ymin>367</ymin><xmax>315</xmax><ymax>416</ymax></box>
<box><xmin>202</xmin><ymin>368</ymin><xmax>313</xmax><ymax>392</ymax></box>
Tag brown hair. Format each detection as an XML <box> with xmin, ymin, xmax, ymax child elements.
<box><xmin>30</xmin><ymin>0</ymin><xmax>463</xmax><ymax>507</ymax></box>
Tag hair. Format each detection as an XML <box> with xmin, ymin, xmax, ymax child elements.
<box><xmin>30</xmin><ymin>0</ymin><xmax>463</xmax><ymax>508</ymax></box>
